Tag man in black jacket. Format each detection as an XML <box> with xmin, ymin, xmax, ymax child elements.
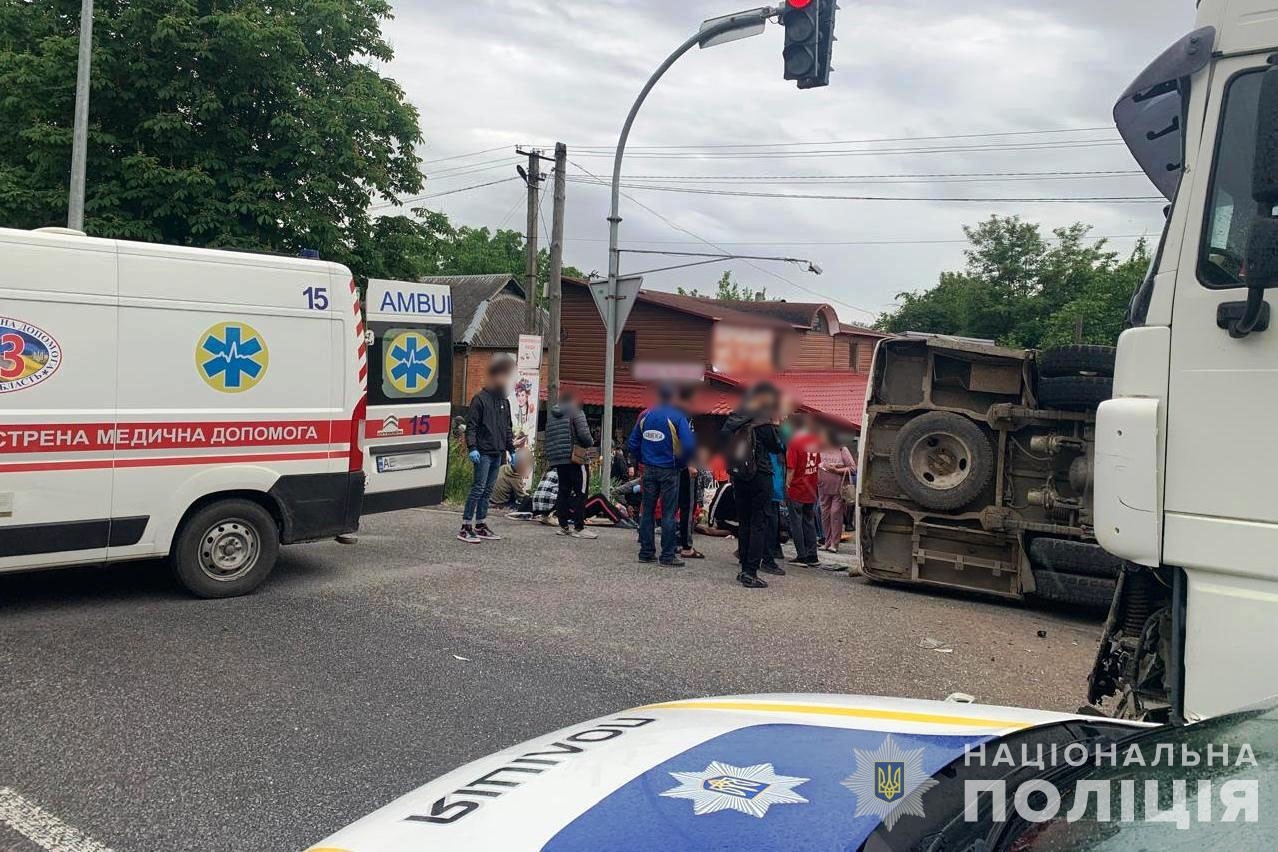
<box><xmin>543</xmin><ymin>389</ymin><xmax>595</xmax><ymax>538</ymax></box>
<box><xmin>460</xmin><ymin>356</ymin><xmax>517</xmax><ymax>544</ymax></box>
<box><xmin>721</xmin><ymin>383</ymin><xmax>783</xmax><ymax>588</ymax></box>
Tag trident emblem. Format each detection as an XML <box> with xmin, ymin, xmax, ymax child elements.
<box><xmin>875</xmin><ymin>761</ymin><xmax>904</xmax><ymax>802</ymax></box>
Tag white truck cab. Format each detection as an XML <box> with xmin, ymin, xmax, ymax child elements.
<box><xmin>0</xmin><ymin>230</ymin><xmax>448</xmax><ymax>597</ymax></box>
<box><xmin>1092</xmin><ymin>0</ymin><xmax>1278</xmax><ymax>721</ymax></box>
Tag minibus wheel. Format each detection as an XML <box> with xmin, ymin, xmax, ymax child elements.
<box><xmin>172</xmin><ymin>499</ymin><xmax>280</xmax><ymax>598</ymax></box>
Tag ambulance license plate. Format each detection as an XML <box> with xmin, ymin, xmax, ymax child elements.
<box><xmin>377</xmin><ymin>452</ymin><xmax>432</xmax><ymax>473</ymax></box>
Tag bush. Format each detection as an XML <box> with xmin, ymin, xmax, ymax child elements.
<box><xmin>444</xmin><ymin>438</ymin><xmax>474</xmax><ymax>505</ymax></box>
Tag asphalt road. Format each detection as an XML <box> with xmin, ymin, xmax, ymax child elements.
<box><xmin>0</xmin><ymin>508</ymin><xmax>1102</xmax><ymax>852</ymax></box>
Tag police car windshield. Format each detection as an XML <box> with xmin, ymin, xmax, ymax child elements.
<box><xmin>998</xmin><ymin>703</ymin><xmax>1278</xmax><ymax>850</ymax></box>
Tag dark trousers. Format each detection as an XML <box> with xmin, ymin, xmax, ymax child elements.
<box><xmin>678</xmin><ymin>468</ymin><xmax>695</xmax><ymax>550</ymax></box>
<box><xmin>584</xmin><ymin>494</ymin><xmax>624</xmax><ymax>524</ymax></box>
<box><xmin>788</xmin><ymin>499</ymin><xmax>819</xmax><ymax>562</ymax></box>
<box><xmin>464</xmin><ymin>453</ymin><xmax>502</xmax><ymax>523</ymax></box>
<box><xmin>555</xmin><ymin>463</ymin><xmax>587</xmax><ymax>531</ymax></box>
<box><xmin>732</xmin><ymin>474</ymin><xmax>774</xmax><ymax>578</ymax></box>
<box><xmin>639</xmin><ymin>466</ymin><xmax>680</xmax><ymax>562</ymax></box>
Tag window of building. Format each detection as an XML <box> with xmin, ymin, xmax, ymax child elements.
<box><xmin>621</xmin><ymin>330</ymin><xmax>637</xmax><ymax>363</ymax></box>
<box><xmin>850</xmin><ymin>343</ymin><xmax>862</xmax><ymax>371</ymax></box>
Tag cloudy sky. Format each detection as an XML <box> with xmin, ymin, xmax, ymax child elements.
<box><xmin>374</xmin><ymin>0</ymin><xmax>1195</xmax><ymax>324</ymax></box>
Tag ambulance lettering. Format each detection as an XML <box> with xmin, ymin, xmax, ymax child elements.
<box><xmin>379</xmin><ymin>290</ymin><xmax>453</xmax><ymax>316</ymax></box>
<box><xmin>0</xmin><ymin>317</ymin><xmax>62</xmax><ymax>394</ymax></box>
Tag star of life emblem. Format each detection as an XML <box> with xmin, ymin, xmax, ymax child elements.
<box><xmin>841</xmin><ymin>735</ymin><xmax>939</xmax><ymax>830</ymax></box>
<box><xmin>661</xmin><ymin>760</ymin><xmax>809</xmax><ymax>818</ymax></box>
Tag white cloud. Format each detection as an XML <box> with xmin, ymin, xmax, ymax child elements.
<box><xmin>379</xmin><ymin>0</ymin><xmax>1194</xmax><ymax>321</ymax></box>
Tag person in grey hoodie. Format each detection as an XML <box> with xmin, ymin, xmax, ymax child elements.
<box><xmin>543</xmin><ymin>389</ymin><xmax>596</xmax><ymax>538</ymax></box>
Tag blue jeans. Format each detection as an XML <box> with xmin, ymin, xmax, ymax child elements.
<box><xmin>639</xmin><ymin>466</ymin><xmax>681</xmax><ymax>562</ymax></box>
<box><xmin>463</xmin><ymin>452</ymin><xmax>502</xmax><ymax>523</ymax></box>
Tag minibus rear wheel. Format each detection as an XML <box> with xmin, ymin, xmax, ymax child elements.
<box><xmin>172</xmin><ymin>499</ymin><xmax>280</xmax><ymax>598</ymax></box>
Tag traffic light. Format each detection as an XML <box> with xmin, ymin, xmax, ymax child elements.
<box><xmin>781</xmin><ymin>0</ymin><xmax>820</xmax><ymax>82</ymax></box>
<box><xmin>797</xmin><ymin>0</ymin><xmax>838</xmax><ymax>89</ymax></box>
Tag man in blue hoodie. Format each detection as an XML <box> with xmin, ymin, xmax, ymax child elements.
<box><xmin>627</xmin><ymin>385</ymin><xmax>696</xmax><ymax>567</ymax></box>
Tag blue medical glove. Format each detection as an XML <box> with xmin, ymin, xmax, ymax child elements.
<box><xmin>508</xmin><ymin>451</ymin><xmax>517</xmax><ymax>466</ymax></box>
<box><xmin>468</xmin><ymin>449</ymin><xmax>481</xmax><ymax>465</ymax></box>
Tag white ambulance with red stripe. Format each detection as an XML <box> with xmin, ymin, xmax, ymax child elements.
<box><xmin>0</xmin><ymin>227</ymin><xmax>450</xmax><ymax>597</ymax></box>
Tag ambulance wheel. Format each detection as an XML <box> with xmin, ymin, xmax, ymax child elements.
<box><xmin>172</xmin><ymin>499</ymin><xmax>280</xmax><ymax>598</ymax></box>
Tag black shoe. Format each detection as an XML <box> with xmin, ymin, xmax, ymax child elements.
<box><xmin>801</xmin><ymin>557</ymin><xmax>821</xmax><ymax>566</ymax></box>
<box><xmin>787</xmin><ymin>557</ymin><xmax>808</xmax><ymax>566</ymax></box>
<box><xmin>760</xmin><ymin>564</ymin><xmax>786</xmax><ymax>576</ymax></box>
<box><xmin>660</xmin><ymin>557</ymin><xmax>686</xmax><ymax>568</ymax></box>
<box><xmin>738</xmin><ymin>573</ymin><xmax>769</xmax><ymax>589</ymax></box>
<box><xmin>638</xmin><ymin>554</ymin><xmax>658</xmax><ymax>564</ymax></box>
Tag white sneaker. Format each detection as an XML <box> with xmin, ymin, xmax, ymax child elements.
<box><xmin>569</xmin><ymin>529</ymin><xmax>599</xmax><ymax>540</ymax></box>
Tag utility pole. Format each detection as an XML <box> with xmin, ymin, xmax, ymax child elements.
<box><xmin>67</xmin><ymin>0</ymin><xmax>95</xmax><ymax>231</ymax></box>
<box><xmin>519</xmin><ymin>149</ymin><xmax>544</xmax><ymax>334</ymax></box>
<box><xmin>547</xmin><ymin>143</ymin><xmax>568</xmax><ymax>405</ymax></box>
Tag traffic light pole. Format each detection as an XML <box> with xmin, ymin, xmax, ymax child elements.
<box><xmin>600</xmin><ymin>6</ymin><xmax>779</xmax><ymax>497</ymax></box>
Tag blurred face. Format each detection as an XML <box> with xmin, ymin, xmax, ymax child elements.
<box><xmin>514</xmin><ymin>453</ymin><xmax>532</xmax><ymax>475</ymax></box>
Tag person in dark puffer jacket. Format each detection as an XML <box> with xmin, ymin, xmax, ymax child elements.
<box><xmin>543</xmin><ymin>390</ymin><xmax>595</xmax><ymax>538</ymax></box>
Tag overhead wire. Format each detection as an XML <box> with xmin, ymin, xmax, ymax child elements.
<box><xmin>567</xmin><ymin>158</ymin><xmax>881</xmax><ymax>320</ymax></box>
<box><xmin>566</xmin><ymin>176</ymin><xmax>1164</xmax><ymax>204</ymax></box>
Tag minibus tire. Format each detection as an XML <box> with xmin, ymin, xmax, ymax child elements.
<box><xmin>171</xmin><ymin>499</ymin><xmax>280</xmax><ymax>598</ymax></box>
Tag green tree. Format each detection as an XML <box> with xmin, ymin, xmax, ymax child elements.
<box><xmin>679</xmin><ymin>270</ymin><xmax>767</xmax><ymax>301</ymax></box>
<box><xmin>0</xmin><ymin>0</ymin><xmax>422</xmax><ymax>273</ymax></box>
<box><xmin>877</xmin><ymin>216</ymin><xmax>1144</xmax><ymax>348</ymax></box>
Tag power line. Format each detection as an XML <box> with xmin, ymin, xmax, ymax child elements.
<box><xmin>568</xmin><ymin>159</ymin><xmax>880</xmax><ymax>320</ymax></box>
<box><xmin>369</xmin><ymin>177</ymin><xmax>519</xmax><ymax>212</ymax></box>
<box><xmin>421</xmin><ymin>145</ymin><xmax>512</xmax><ymax>166</ymax></box>
<box><xmin>619</xmin><ymin>169</ymin><xmax>1142</xmax><ymax>180</ymax></box>
<box><xmin>567</xmin><ymin>176</ymin><xmax>1164</xmax><ymax>204</ymax></box>
<box><xmin>568</xmin><ymin>140</ymin><xmax>1128</xmax><ymax>160</ymax></box>
<box><xmin>569</xmin><ymin>234</ymin><xmax>1153</xmax><ymax>247</ymax></box>
<box><xmin>425</xmin><ymin>157</ymin><xmax>519</xmax><ymax>179</ymax></box>
<box><xmin>568</xmin><ymin>126</ymin><xmax>1120</xmax><ymax>151</ymax></box>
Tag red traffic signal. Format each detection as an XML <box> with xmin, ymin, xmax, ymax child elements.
<box><xmin>787</xmin><ymin>0</ymin><xmax>815</xmax><ymax>6</ymax></box>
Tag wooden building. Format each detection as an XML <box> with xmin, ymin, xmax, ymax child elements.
<box><xmin>556</xmin><ymin>277</ymin><xmax>890</xmax><ymax>439</ymax></box>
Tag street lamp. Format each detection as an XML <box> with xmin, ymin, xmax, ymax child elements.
<box><xmin>599</xmin><ymin>5</ymin><xmax>782</xmax><ymax>496</ymax></box>
<box><xmin>619</xmin><ymin>248</ymin><xmax>826</xmax><ymax>278</ymax></box>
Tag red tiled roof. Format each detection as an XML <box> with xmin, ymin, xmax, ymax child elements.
<box><xmin>713</xmin><ymin>371</ymin><xmax>869</xmax><ymax>430</ymax></box>
<box><xmin>564</xmin><ymin>370</ymin><xmax>868</xmax><ymax>431</ymax></box>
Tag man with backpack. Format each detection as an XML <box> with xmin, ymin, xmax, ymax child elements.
<box><xmin>627</xmin><ymin>385</ymin><xmax>696</xmax><ymax>567</ymax></box>
<box><xmin>720</xmin><ymin>383</ymin><xmax>784</xmax><ymax>589</ymax></box>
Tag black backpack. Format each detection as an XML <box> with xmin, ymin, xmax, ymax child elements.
<box><xmin>726</xmin><ymin>422</ymin><xmax>759</xmax><ymax>481</ymax></box>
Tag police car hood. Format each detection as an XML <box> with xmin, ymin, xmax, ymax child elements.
<box><xmin>307</xmin><ymin>693</ymin><xmax>1096</xmax><ymax>852</ymax></box>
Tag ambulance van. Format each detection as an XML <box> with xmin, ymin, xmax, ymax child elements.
<box><xmin>0</xmin><ymin>228</ymin><xmax>450</xmax><ymax>597</ymax></box>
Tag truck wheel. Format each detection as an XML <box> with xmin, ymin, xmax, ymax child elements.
<box><xmin>171</xmin><ymin>499</ymin><xmax>280</xmax><ymax>598</ymax></box>
<box><xmin>1028</xmin><ymin>537</ymin><xmax>1123</xmax><ymax>580</ymax></box>
<box><xmin>891</xmin><ymin>411</ymin><xmax>995</xmax><ymax>512</ymax></box>
<box><xmin>1038</xmin><ymin>345</ymin><xmax>1117</xmax><ymax>378</ymax></box>
<box><xmin>1031</xmin><ymin>567</ymin><xmax>1117</xmax><ymax>610</ymax></box>
<box><xmin>1037</xmin><ymin>376</ymin><xmax>1113</xmax><ymax>410</ymax></box>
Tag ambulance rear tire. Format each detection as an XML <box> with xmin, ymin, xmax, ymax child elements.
<box><xmin>172</xmin><ymin>499</ymin><xmax>280</xmax><ymax>598</ymax></box>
